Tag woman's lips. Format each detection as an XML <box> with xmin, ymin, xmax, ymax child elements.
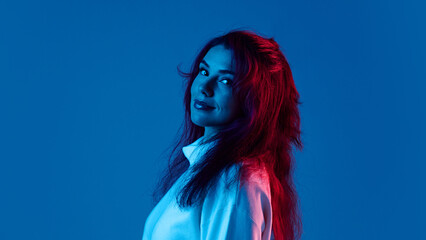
<box><xmin>194</xmin><ymin>99</ymin><xmax>215</xmax><ymax>110</ymax></box>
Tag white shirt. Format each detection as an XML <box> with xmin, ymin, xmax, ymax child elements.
<box><xmin>142</xmin><ymin>136</ymin><xmax>274</xmax><ymax>240</ymax></box>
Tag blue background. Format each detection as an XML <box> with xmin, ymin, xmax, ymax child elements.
<box><xmin>1</xmin><ymin>0</ymin><xmax>425</xmax><ymax>239</ymax></box>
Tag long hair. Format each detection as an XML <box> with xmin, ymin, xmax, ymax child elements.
<box><xmin>152</xmin><ymin>29</ymin><xmax>303</xmax><ymax>240</ymax></box>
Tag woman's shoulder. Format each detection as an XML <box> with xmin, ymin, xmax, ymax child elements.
<box><xmin>215</xmin><ymin>159</ymin><xmax>271</xmax><ymax>202</ymax></box>
<box><xmin>199</xmin><ymin>161</ymin><xmax>273</xmax><ymax>238</ymax></box>
<box><xmin>202</xmin><ymin>160</ymin><xmax>272</xmax><ymax>231</ymax></box>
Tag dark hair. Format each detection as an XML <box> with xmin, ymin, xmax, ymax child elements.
<box><xmin>152</xmin><ymin>29</ymin><xmax>303</xmax><ymax>240</ymax></box>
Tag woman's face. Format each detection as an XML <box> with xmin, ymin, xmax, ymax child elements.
<box><xmin>190</xmin><ymin>44</ymin><xmax>240</xmax><ymax>138</ymax></box>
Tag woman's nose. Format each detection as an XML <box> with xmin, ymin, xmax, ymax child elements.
<box><xmin>199</xmin><ymin>77</ymin><xmax>215</xmax><ymax>97</ymax></box>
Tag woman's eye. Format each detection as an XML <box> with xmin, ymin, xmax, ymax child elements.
<box><xmin>221</xmin><ymin>79</ymin><xmax>233</xmax><ymax>86</ymax></box>
<box><xmin>199</xmin><ymin>68</ymin><xmax>208</xmax><ymax>76</ymax></box>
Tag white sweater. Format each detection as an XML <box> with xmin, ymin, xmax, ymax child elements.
<box><xmin>142</xmin><ymin>136</ymin><xmax>274</xmax><ymax>240</ymax></box>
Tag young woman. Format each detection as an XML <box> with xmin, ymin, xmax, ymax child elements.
<box><xmin>142</xmin><ymin>29</ymin><xmax>303</xmax><ymax>240</ymax></box>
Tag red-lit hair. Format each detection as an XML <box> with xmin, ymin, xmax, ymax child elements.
<box><xmin>153</xmin><ymin>29</ymin><xmax>303</xmax><ymax>240</ymax></box>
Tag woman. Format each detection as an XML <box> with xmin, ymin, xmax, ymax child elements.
<box><xmin>142</xmin><ymin>29</ymin><xmax>303</xmax><ymax>240</ymax></box>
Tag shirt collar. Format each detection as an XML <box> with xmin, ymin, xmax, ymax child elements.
<box><xmin>182</xmin><ymin>136</ymin><xmax>218</xmax><ymax>166</ymax></box>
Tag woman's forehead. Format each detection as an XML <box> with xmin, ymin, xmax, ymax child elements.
<box><xmin>202</xmin><ymin>45</ymin><xmax>235</xmax><ymax>72</ymax></box>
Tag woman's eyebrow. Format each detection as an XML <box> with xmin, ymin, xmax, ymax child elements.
<box><xmin>201</xmin><ymin>59</ymin><xmax>235</xmax><ymax>75</ymax></box>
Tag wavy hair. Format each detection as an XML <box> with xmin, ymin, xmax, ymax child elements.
<box><xmin>152</xmin><ymin>29</ymin><xmax>303</xmax><ymax>240</ymax></box>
